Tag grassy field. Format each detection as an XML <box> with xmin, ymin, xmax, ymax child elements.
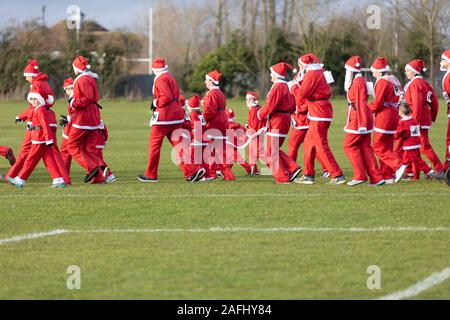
<box><xmin>0</xmin><ymin>98</ymin><xmax>449</xmax><ymax>299</ymax></box>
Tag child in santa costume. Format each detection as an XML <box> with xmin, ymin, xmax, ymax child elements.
<box><xmin>59</xmin><ymin>78</ymin><xmax>74</xmax><ymax>174</ymax></box>
<box><xmin>368</xmin><ymin>57</ymin><xmax>406</xmax><ymax>183</ymax></box>
<box><xmin>394</xmin><ymin>102</ymin><xmax>440</xmax><ymax>182</ymax></box>
<box><xmin>6</xmin><ymin>59</ymin><xmax>54</xmax><ymax>181</ymax></box>
<box><xmin>342</xmin><ymin>56</ymin><xmax>385</xmax><ymax>186</ymax></box>
<box><xmin>257</xmin><ymin>62</ymin><xmax>302</xmax><ymax>184</ymax></box>
<box><xmin>224</xmin><ymin>108</ymin><xmax>252</xmax><ymax>175</ymax></box>
<box><xmin>202</xmin><ymin>70</ymin><xmax>235</xmax><ymax>181</ymax></box>
<box><xmin>245</xmin><ymin>91</ymin><xmax>267</xmax><ymax>176</ymax></box>
<box><xmin>289</xmin><ymin>53</ymin><xmax>344</xmax><ymax>185</ymax></box>
<box><xmin>403</xmin><ymin>59</ymin><xmax>444</xmax><ymax>180</ymax></box>
<box><xmin>68</xmin><ymin>56</ymin><xmax>109</xmax><ymax>183</ymax></box>
<box><xmin>9</xmin><ymin>91</ymin><xmax>65</xmax><ymax>188</ymax></box>
<box><xmin>91</xmin><ymin>120</ymin><xmax>116</xmax><ymax>183</ymax></box>
<box><xmin>440</xmin><ymin>49</ymin><xmax>450</xmax><ymax>185</ymax></box>
<box><xmin>138</xmin><ymin>58</ymin><xmax>205</xmax><ymax>182</ymax></box>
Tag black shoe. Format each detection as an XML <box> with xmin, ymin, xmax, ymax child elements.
<box><xmin>446</xmin><ymin>169</ymin><xmax>450</xmax><ymax>187</ymax></box>
<box><xmin>289</xmin><ymin>167</ymin><xmax>302</xmax><ymax>182</ymax></box>
<box><xmin>84</xmin><ymin>167</ymin><xmax>99</xmax><ymax>183</ymax></box>
<box><xmin>137</xmin><ymin>175</ymin><xmax>158</xmax><ymax>183</ymax></box>
<box><xmin>5</xmin><ymin>148</ymin><xmax>16</xmax><ymax>166</ymax></box>
<box><xmin>187</xmin><ymin>168</ymin><xmax>206</xmax><ymax>182</ymax></box>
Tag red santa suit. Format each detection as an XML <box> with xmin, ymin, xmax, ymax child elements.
<box><xmin>144</xmin><ymin>58</ymin><xmax>200</xmax><ymax>180</ymax></box>
<box><xmin>368</xmin><ymin>58</ymin><xmax>403</xmax><ymax>180</ymax></box>
<box><xmin>403</xmin><ymin>59</ymin><xmax>443</xmax><ymax>177</ymax></box>
<box><xmin>441</xmin><ymin>50</ymin><xmax>450</xmax><ymax>169</ymax></box>
<box><xmin>290</xmin><ymin>54</ymin><xmax>343</xmax><ymax>178</ymax></box>
<box><xmin>246</xmin><ymin>92</ymin><xmax>268</xmax><ymax>171</ymax></box>
<box><xmin>91</xmin><ymin>120</ymin><xmax>116</xmax><ymax>183</ymax></box>
<box><xmin>342</xmin><ymin>56</ymin><xmax>383</xmax><ymax>184</ymax></box>
<box><xmin>395</xmin><ymin>116</ymin><xmax>432</xmax><ymax>175</ymax></box>
<box><xmin>60</xmin><ymin>78</ymin><xmax>74</xmax><ymax>174</ymax></box>
<box><xmin>225</xmin><ymin>108</ymin><xmax>251</xmax><ymax>174</ymax></box>
<box><xmin>258</xmin><ymin>62</ymin><xmax>300</xmax><ymax>183</ymax></box>
<box><xmin>14</xmin><ymin>90</ymin><xmax>64</xmax><ymax>186</ymax></box>
<box><xmin>203</xmin><ymin>70</ymin><xmax>235</xmax><ymax>180</ymax></box>
<box><xmin>67</xmin><ymin>56</ymin><xmax>104</xmax><ymax>181</ymax></box>
<box><xmin>7</xmin><ymin>60</ymin><xmax>55</xmax><ymax>180</ymax></box>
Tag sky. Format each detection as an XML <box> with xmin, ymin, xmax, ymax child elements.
<box><xmin>0</xmin><ymin>0</ymin><xmax>157</xmax><ymax>31</ymax></box>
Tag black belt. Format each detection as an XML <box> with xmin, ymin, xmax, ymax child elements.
<box><xmin>308</xmin><ymin>98</ymin><xmax>329</xmax><ymax>102</ymax></box>
<box><xmin>274</xmin><ymin>110</ymin><xmax>290</xmax><ymax>114</ymax></box>
<box><xmin>31</xmin><ymin>125</ymin><xmax>42</xmax><ymax>131</ymax></box>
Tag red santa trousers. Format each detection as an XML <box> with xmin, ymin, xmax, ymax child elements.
<box><xmin>249</xmin><ymin>135</ymin><xmax>268</xmax><ymax>167</ymax></box>
<box><xmin>344</xmin><ymin>133</ymin><xmax>384</xmax><ymax>183</ymax></box>
<box><xmin>419</xmin><ymin>129</ymin><xmax>443</xmax><ymax>172</ymax></box>
<box><xmin>50</xmin><ymin>142</ymin><xmax>71</xmax><ymax>185</ymax></box>
<box><xmin>373</xmin><ymin>132</ymin><xmax>402</xmax><ymax>180</ymax></box>
<box><xmin>191</xmin><ymin>143</ymin><xmax>213</xmax><ymax>178</ymax></box>
<box><xmin>402</xmin><ymin>148</ymin><xmax>431</xmax><ymax>175</ymax></box>
<box><xmin>67</xmin><ymin>127</ymin><xmax>103</xmax><ymax>173</ymax></box>
<box><xmin>225</xmin><ymin>143</ymin><xmax>251</xmax><ymax>174</ymax></box>
<box><xmin>288</xmin><ymin>128</ymin><xmax>329</xmax><ymax>173</ymax></box>
<box><xmin>6</xmin><ymin>130</ymin><xmax>32</xmax><ymax>180</ymax></box>
<box><xmin>303</xmin><ymin>121</ymin><xmax>343</xmax><ymax>178</ymax></box>
<box><xmin>17</xmin><ymin>144</ymin><xmax>63</xmax><ymax>181</ymax></box>
<box><xmin>60</xmin><ymin>137</ymin><xmax>72</xmax><ymax>174</ymax></box>
<box><xmin>145</xmin><ymin>124</ymin><xmax>198</xmax><ymax>179</ymax></box>
<box><xmin>207</xmin><ymin>139</ymin><xmax>235</xmax><ymax>180</ymax></box>
<box><xmin>266</xmin><ymin>135</ymin><xmax>299</xmax><ymax>183</ymax></box>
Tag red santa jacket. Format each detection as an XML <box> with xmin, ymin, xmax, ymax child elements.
<box><xmin>30</xmin><ymin>105</ymin><xmax>53</xmax><ymax>145</ymax></box>
<box><xmin>189</xmin><ymin>109</ymin><xmax>208</xmax><ymax>146</ymax></box>
<box><xmin>290</xmin><ymin>78</ymin><xmax>309</xmax><ymax>130</ymax></box>
<box><xmin>151</xmin><ymin>71</ymin><xmax>184</xmax><ymax>125</ymax></box>
<box><xmin>203</xmin><ymin>87</ymin><xmax>228</xmax><ymax>137</ymax></box>
<box><xmin>368</xmin><ymin>76</ymin><xmax>402</xmax><ymax>134</ymax></box>
<box><xmin>394</xmin><ymin>116</ymin><xmax>421</xmax><ymax>151</ymax></box>
<box><xmin>344</xmin><ymin>74</ymin><xmax>373</xmax><ymax>134</ymax></box>
<box><xmin>62</xmin><ymin>103</ymin><xmax>73</xmax><ymax>140</ymax></box>
<box><xmin>404</xmin><ymin>76</ymin><xmax>439</xmax><ymax>129</ymax></box>
<box><xmin>70</xmin><ymin>72</ymin><xmax>101</xmax><ymax>129</ymax></box>
<box><xmin>46</xmin><ymin>108</ymin><xmax>58</xmax><ymax>139</ymax></box>
<box><xmin>442</xmin><ymin>70</ymin><xmax>450</xmax><ymax>117</ymax></box>
<box><xmin>258</xmin><ymin>80</ymin><xmax>295</xmax><ymax>137</ymax></box>
<box><xmin>290</xmin><ymin>67</ymin><xmax>333</xmax><ymax>122</ymax></box>
<box><xmin>247</xmin><ymin>105</ymin><xmax>266</xmax><ymax>132</ymax></box>
<box><xmin>422</xmin><ymin>80</ymin><xmax>439</xmax><ymax>127</ymax></box>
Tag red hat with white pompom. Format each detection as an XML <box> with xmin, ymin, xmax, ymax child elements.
<box><xmin>23</xmin><ymin>59</ymin><xmax>40</xmax><ymax>77</ymax></box>
<box><xmin>370</xmin><ymin>57</ymin><xmax>390</xmax><ymax>73</ymax></box>
<box><xmin>405</xmin><ymin>59</ymin><xmax>427</xmax><ymax>74</ymax></box>
<box><xmin>63</xmin><ymin>78</ymin><xmax>74</xmax><ymax>89</ymax></box>
<box><xmin>225</xmin><ymin>108</ymin><xmax>236</xmax><ymax>122</ymax></box>
<box><xmin>442</xmin><ymin>50</ymin><xmax>450</xmax><ymax>63</ymax></box>
<box><xmin>152</xmin><ymin>57</ymin><xmax>168</xmax><ymax>73</ymax></box>
<box><xmin>345</xmin><ymin>56</ymin><xmax>362</xmax><ymax>72</ymax></box>
<box><xmin>73</xmin><ymin>56</ymin><xmax>91</xmax><ymax>73</ymax></box>
<box><xmin>206</xmin><ymin>70</ymin><xmax>222</xmax><ymax>85</ymax></box>
<box><xmin>270</xmin><ymin>62</ymin><xmax>293</xmax><ymax>79</ymax></box>
<box><xmin>187</xmin><ymin>95</ymin><xmax>200</xmax><ymax>109</ymax></box>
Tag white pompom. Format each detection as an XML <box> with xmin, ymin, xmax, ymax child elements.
<box><xmin>34</xmin><ymin>66</ymin><xmax>38</xmax><ymax>69</ymax></box>
<box><xmin>355</xmin><ymin>63</ymin><xmax>360</xmax><ymax>67</ymax></box>
<box><xmin>423</xmin><ymin>68</ymin><xmax>427</xmax><ymax>72</ymax></box>
<box><xmin>293</xmin><ymin>68</ymin><xmax>298</xmax><ymax>74</ymax></box>
<box><xmin>87</xmin><ymin>64</ymin><xmax>91</xmax><ymax>69</ymax></box>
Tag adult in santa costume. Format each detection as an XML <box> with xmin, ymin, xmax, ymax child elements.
<box><xmin>403</xmin><ymin>59</ymin><xmax>444</xmax><ymax>180</ymax></box>
<box><xmin>342</xmin><ymin>56</ymin><xmax>384</xmax><ymax>186</ymax></box>
<box><xmin>224</xmin><ymin>108</ymin><xmax>252</xmax><ymax>175</ymax></box>
<box><xmin>202</xmin><ymin>70</ymin><xmax>235</xmax><ymax>181</ymax></box>
<box><xmin>245</xmin><ymin>91</ymin><xmax>267</xmax><ymax>176</ymax></box>
<box><xmin>6</xmin><ymin>59</ymin><xmax>54</xmax><ymax>181</ymax></box>
<box><xmin>440</xmin><ymin>50</ymin><xmax>450</xmax><ymax>185</ymax></box>
<box><xmin>289</xmin><ymin>53</ymin><xmax>345</xmax><ymax>185</ymax></box>
<box><xmin>257</xmin><ymin>62</ymin><xmax>301</xmax><ymax>184</ymax></box>
<box><xmin>138</xmin><ymin>58</ymin><xmax>205</xmax><ymax>182</ymax></box>
<box><xmin>368</xmin><ymin>57</ymin><xmax>406</xmax><ymax>183</ymax></box>
<box><xmin>68</xmin><ymin>56</ymin><xmax>108</xmax><ymax>183</ymax></box>
<box><xmin>9</xmin><ymin>89</ymin><xmax>65</xmax><ymax>188</ymax></box>
<box><xmin>59</xmin><ymin>78</ymin><xmax>75</xmax><ymax>174</ymax></box>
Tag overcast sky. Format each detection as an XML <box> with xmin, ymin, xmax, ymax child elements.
<box><xmin>0</xmin><ymin>0</ymin><xmax>157</xmax><ymax>31</ymax></box>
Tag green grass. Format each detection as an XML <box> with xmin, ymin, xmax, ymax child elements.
<box><xmin>0</xmin><ymin>98</ymin><xmax>449</xmax><ymax>299</ymax></box>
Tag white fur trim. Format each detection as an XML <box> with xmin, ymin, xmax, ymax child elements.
<box><xmin>370</xmin><ymin>65</ymin><xmax>390</xmax><ymax>73</ymax></box>
<box><xmin>266</xmin><ymin>131</ymin><xmax>288</xmax><ymax>138</ymax></box>
<box><xmin>270</xmin><ymin>67</ymin><xmax>285</xmax><ymax>79</ymax></box>
<box><xmin>23</xmin><ymin>73</ymin><xmax>38</xmax><ymax>77</ymax></box>
<box><xmin>345</xmin><ymin>64</ymin><xmax>361</xmax><ymax>72</ymax></box>
<box><xmin>27</xmin><ymin>92</ymin><xmax>45</xmax><ymax>106</ymax></box>
<box><xmin>403</xmin><ymin>145</ymin><xmax>421</xmax><ymax>150</ymax></box>
<box><xmin>307</xmin><ymin>114</ymin><xmax>333</xmax><ymax>122</ymax></box>
<box><xmin>46</xmin><ymin>95</ymin><xmax>55</xmax><ymax>105</ymax></box>
<box><xmin>72</xmin><ymin>123</ymin><xmax>102</xmax><ymax>130</ymax></box>
<box><xmin>152</xmin><ymin>65</ymin><xmax>168</xmax><ymax>73</ymax></box>
<box><xmin>373</xmin><ymin>127</ymin><xmax>396</xmax><ymax>134</ymax></box>
<box><xmin>205</xmin><ymin>74</ymin><xmax>219</xmax><ymax>85</ymax></box>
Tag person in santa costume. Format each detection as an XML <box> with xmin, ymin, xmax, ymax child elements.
<box><xmin>59</xmin><ymin>78</ymin><xmax>75</xmax><ymax>174</ymax></box>
<box><xmin>368</xmin><ymin>57</ymin><xmax>406</xmax><ymax>183</ymax></box>
<box><xmin>91</xmin><ymin>120</ymin><xmax>116</xmax><ymax>183</ymax></box>
<box><xmin>68</xmin><ymin>56</ymin><xmax>109</xmax><ymax>183</ymax></box>
<box><xmin>138</xmin><ymin>58</ymin><xmax>205</xmax><ymax>182</ymax></box>
<box><xmin>289</xmin><ymin>53</ymin><xmax>345</xmax><ymax>185</ymax></box>
<box><xmin>245</xmin><ymin>91</ymin><xmax>268</xmax><ymax>176</ymax></box>
<box><xmin>395</xmin><ymin>102</ymin><xmax>440</xmax><ymax>181</ymax></box>
<box><xmin>257</xmin><ymin>62</ymin><xmax>302</xmax><ymax>184</ymax></box>
<box><xmin>8</xmin><ymin>90</ymin><xmax>65</xmax><ymax>188</ymax></box>
<box><xmin>403</xmin><ymin>59</ymin><xmax>444</xmax><ymax>180</ymax></box>
<box><xmin>440</xmin><ymin>49</ymin><xmax>450</xmax><ymax>185</ymax></box>
<box><xmin>342</xmin><ymin>56</ymin><xmax>385</xmax><ymax>186</ymax></box>
<box><xmin>6</xmin><ymin>59</ymin><xmax>55</xmax><ymax>181</ymax></box>
<box><xmin>186</xmin><ymin>95</ymin><xmax>213</xmax><ymax>180</ymax></box>
<box><xmin>202</xmin><ymin>70</ymin><xmax>236</xmax><ymax>181</ymax></box>
<box><xmin>224</xmin><ymin>108</ymin><xmax>252</xmax><ymax>175</ymax></box>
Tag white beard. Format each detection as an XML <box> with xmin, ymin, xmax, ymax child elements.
<box><xmin>344</xmin><ymin>70</ymin><xmax>353</xmax><ymax>92</ymax></box>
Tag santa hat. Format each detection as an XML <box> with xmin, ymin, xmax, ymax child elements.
<box><xmin>298</xmin><ymin>53</ymin><xmax>321</xmax><ymax>66</ymax></box>
<box><xmin>405</xmin><ymin>59</ymin><xmax>427</xmax><ymax>74</ymax></box>
<box><xmin>187</xmin><ymin>95</ymin><xmax>200</xmax><ymax>109</ymax></box>
<box><xmin>270</xmin><ymin>62</ymin><xmax>293</xmax><ymax>79</ymax></box>
<box><xmin>23</xmin><ymin>59</ymin><xmax>40</xmax><ymax>77</ymax></box>
<box><xmin>245</xmin><ymin>91</ymin><xmax>258</xmax><ymax>103</ymax></box>
<box><xmin>27</xmin><ymin>87</ymin><xmax>46</xmax><ymax>107</ymax></box>
<box><xmin>152</xmin><ymin>57</ymin><xmax>168</xmax><ymax>73</ymax></box>
<box><xmin>73</xmin><ymin>56</ymin><xmax>91</xmax><ymax>73</ymax></box>
<box><xmin>225</xmin><ymin>108</ymin><xmax>236</xmax><ymax>122</ymax></box>
<box><xmin>345</xmin><ymin>56</ymin><xmax>362</xmax><ymax>72</ymax></box>
<box><xmin>206</xmin><ymin>70</ymin><xmax>222</xmax><ymax>85</ymax></box>
<box><xmin>441</xmin><ymin>50</ymin><xmax>450</xmax><ymax>63</ymax></box>
<box><xmin>63</xmin><ymin>78</ymin><xmax>74</xmax><ymax>89</ymax></box>
<box><xmin>370</xmin><ymin>57</ymin><xmax>390</xmax><ymax>73</ymax></box>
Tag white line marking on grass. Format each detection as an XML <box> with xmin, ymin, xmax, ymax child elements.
<box><xmin>0</xmin><ymin>229</ymin><xmax>68</xmax><ymax>245</ymax></box>
<box><xmin>377</xmin><ymin>268</ymin><xmax>450</xmax><ymax>300</ymax></box>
